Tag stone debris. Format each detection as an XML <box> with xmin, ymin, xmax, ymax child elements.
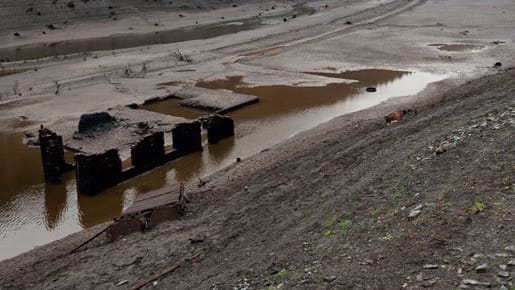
<box><xmin>475</xmin><ymin>263</ymin><xmax>489</xmax><ymax>273</ymax></box>
<box><xmin>324</xmin><ymin>276</ymin><xmax>337</xmax><ymax>282</ymax></box>
<box><xmin>461</xmin><ymin>279</ymin><xmax>490</xmax><ymax>287</ymax></box>
<box><xmin>497</xmin><ymin>271</ymin><xmax>510</xmax><ymax>278</ymax></box>
<box><xmin>409</xmin><ymin>205</ymin><xmax>423</xmax><ymax>218</ymax></box>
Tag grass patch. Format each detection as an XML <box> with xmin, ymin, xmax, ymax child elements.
<box><xmin>323</xmin><ymin>229</ymin><xmax>334</xmax><ymax>237</ymax></box>
<box><xmin>272</xmin><ymin>269</ymin><xmax>287</xmax><ymax>279</ymax></box>
<box><xmin>338</xmin><ymin>219</ymin><xmax>352</xmax><ymax>230</ymax></box>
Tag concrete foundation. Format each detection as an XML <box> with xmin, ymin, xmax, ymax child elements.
<box><xmin>172</xmin><ymin>121</ymin><xmax>202</xmax><ymax>153</ymax></box>
<box><xmin>75</xmin><ymin>149</ymin><xmax>122</xmax><ymax>195</ymax></box>
<box><xmin>130</xmin><ymin>131</ymin><xmax>165</xmax><ymax>169</ymax></box>
<box><xmin>203</xmin><ymin>114</ymin><xmax>235</xmax><ymax>144</ymax></box>
<box><xmin>38</xmin><ymin>127</ymin><xmax>73</xmax><ymax>183</ymax></box>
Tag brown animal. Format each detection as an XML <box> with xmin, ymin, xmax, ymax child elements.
<box><xmin>384</xmin><ymin>109</ymin><xmax>417</xmax><ymax>124</ymax></box>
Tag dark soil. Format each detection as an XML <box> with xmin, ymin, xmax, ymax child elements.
<box><xmin>0</xmin><ymin>68</ymin><xmax>514</xmax><ymax>290</ymax></box>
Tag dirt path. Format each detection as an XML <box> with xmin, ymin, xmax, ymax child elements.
<box><xmin>1</xmin><ymin>67</ymin><xmax>513</xmax><ymax>289</ymax></box>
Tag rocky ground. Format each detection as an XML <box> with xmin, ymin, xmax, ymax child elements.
<box><xmin>0</xmin><ymin>66</ymin><xmax>513</xmax><ymax>290</ymax></box>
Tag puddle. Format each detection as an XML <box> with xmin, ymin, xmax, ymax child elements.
<box><xmin>0</xmin><ymin>21</ymin><xmax>259</xmax><ymax>62</ymax></box>
<box><xmin>0</xmin><ymin>69</ymin><xmax>445</xmax><ymax>261</ymax></box>
<box><xmin>0</xmin><ymin>6</ymin><xmax>311</xmax><ymax>62</ymax></box>
<box><xmin>142</xmin><ymin>98</ymin><xmax>206</xmax><ymax>120</ymax></box>
<box><xmin>240</xmin><ymin>46</ymin><xmax>284</xmax><ymax>57</ymax></box>
<box><xmin>429</xmin><ymin>44</ymin><xmax>484</xmax><ymax>52</ymax></box>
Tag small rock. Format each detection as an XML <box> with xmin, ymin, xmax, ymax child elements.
<box><xmin>496</xmin><ymin>253</ymin><xmax>511</xmax><ymax>258</ymax></box>
<box><xmin>475</xmin><ymin>263</ymin><xmax>489</xmax><ymax>273</ymax></box>
<box><xmin>422</xmin><ymin>280</ymin><xmax>437</xmax><ymax>287</ymax></box>
<box><xmin>345</xmin><ymin>20</ymin><xmax>352</xmax><ymax>25</ymax></box>
<box><xmin>366</xmin><ymin>87</ymin><xmax>376</xmax><ymax>92</ymax></box>
<box><xmin>435</xmin><ymin>145</ymin><xmax>446</xmax><ymax>154</ymax></box>
<box><xmin>423</xmin><ymin>264</ymin><xmax>439</xmax><ymax>269</ymax></box>
<box><xmin>409</xmin><ymin>209</ymin><xmax>421</xmax><ymax>218</ymax></box>
<box><xmin>458</xmin><ymin>284</ymin><xmax>469</xmax><ymax>289</ymax></box>
<box><xmin>504</xmin><ymin>246</ymin><xmax>515</xmax><ymax>252</ymax></box>
<box><xmin>116</xmin><ymin>280</ymin><xmax>128</xmax><ymax>286</ymax></box>
<box><xmin>497</xmin><ymin>271</ymin><xmax>510</xmax><ymax>278</ymax></box>
<box><xmin>499</xmin><ymin>285</ymin><xmax>508</xmax><ymax>290</ymax></box>
<box><xmin>494</xmin><ymin>62</ymin><xmax>502</xmax><ymax>67</ymax></box>
<box><xmin>324</xmin><ymin>276</ymin><xmax>337</xmax><ymax>283</ymax></box>
<box><xmin>508</xmin><ymin>259</ymin><xmax>515</xmax><ymax>266</ymax></box>
<box><xmin>499</xmin><ymin>265</ymin><xmax>507</xmax><ymax>271</ymax></box>
<box><xmin>462</xmin><ymin>279</ymin><xmax>490</xmax><ymax>287</ymax></box>
<box><xmin>409</xmin><ymin>205</ymin><xmax>423</xmax><ymax>218</ymax></box>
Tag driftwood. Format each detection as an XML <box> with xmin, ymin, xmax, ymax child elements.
<box><xmin>132</xmin><ymin>265</ymin><xmax>180</xmax><ymax>290</ymax></box>
<box><xmin>132</xmin><ymin>253</ymin><xmax>200</xmax><ymax>290</ymax></box>
<box><xmin>70</xmin><ymin>226</ymin><xmax>110</xmax><ymax>254</ymax></box>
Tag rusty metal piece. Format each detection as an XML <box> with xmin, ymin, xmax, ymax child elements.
<box><xmin>108</xmin><ymin>219</ymin><xmax>144</xmax><ymax>241</ymax></box>
<box><xmin>108</xmin><ymin>183</ymin><xmax>186</xmax><ymax>241</ymax></box>
<box><xmin>148</xmin><ymin>205</ymin><xmax>181</xmax><ymax>228</ymax></box>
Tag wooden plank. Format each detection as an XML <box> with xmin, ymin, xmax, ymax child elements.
<box><xmin>120</xmin><ymin>184</ymin><xmax>182</xmax><ymax>217</ymax></box>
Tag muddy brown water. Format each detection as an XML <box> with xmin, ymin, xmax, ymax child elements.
<box><xmin>0</xmin><ymin>69</ymin><xmax>445</xmax><ymax>260</ymax></box>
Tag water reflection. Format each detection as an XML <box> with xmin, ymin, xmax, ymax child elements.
<box><xmin>44</xmin><ymin>181</ymin><xmax>67</xmax><ymax>230</ymax></box>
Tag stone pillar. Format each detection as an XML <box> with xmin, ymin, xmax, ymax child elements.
<box><xmin>171</xmin><ymin>121</ymin><xmax>202</xmax><ymax>153</ymax></box>
<box><xmin>204</xmin><ymin>115</ymin><xmax>234</xmax><ymax>144</ymax></box>
<box><xmin>131</xmin><ymin>132</ymin><xmax>165</xmax><ymax>168</ymax></box>
<box><xmin>39</xmin><ymin>127</ymin><xmax>67</xmax><ymax>183</ymax></box>
<box><xmin>75</xmin><ymin>149</ymin><xmax>122</xmax><ymax>195</ymax></box>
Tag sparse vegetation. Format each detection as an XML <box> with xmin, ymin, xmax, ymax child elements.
<box><xmin>171</xmin><ymin>49</ymin><xmax>192</xmax><ymax>63</ymax></box>
<box><xmin>338</xmin><ymin>219</ymin><xmax>352</xmax><ymax>230</ymax></box>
